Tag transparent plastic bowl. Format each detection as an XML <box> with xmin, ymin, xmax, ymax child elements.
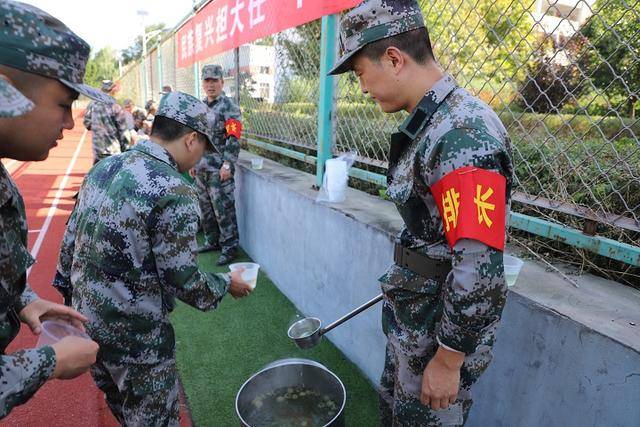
<box><xmin>251</xmin><ymin>158</ymin><xmax>264</xmax><ymax>170</ymax></box>
<box><xmin>504</xmin><ymin>254</ymin><xmax>524</xmax><ymax>287</ymax></box>
<box><xmin>229</xmin><ymin>262</ymin><xmax>260</xmax><ymax>290</ymax></box>
<box><xmin>36</xmin><ymin>319</ymin><xmax>91</xmax><ymax>348</ymax></box>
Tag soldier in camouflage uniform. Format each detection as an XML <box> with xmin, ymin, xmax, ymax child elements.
<box><xmin>0</xmin><ymin>0</ymin><xmax>113</xmax><ymax>418</ymax></box>
<box><xmin>329</xmin><ymin>1</ymin><xmax>513</xmax><ymax>425</ymax></box>
<box><xmin>53</xmin><ymin>91</ymin><xmax>254</xmax><ymax>426</ymax></box>
<box><xmin>84</xmin><ymin>79</ymin><xmax>130</xmax><ymax>163</ymax></box>
<box><xmin>194</xmin><ymin>64</ymin><xmax>243</xmax><ymax>265</ymax></box>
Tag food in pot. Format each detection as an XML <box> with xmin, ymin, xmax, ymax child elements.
<box><xmin>246</xmin><ymin>385</ymin><xmax>340</xmax><ymax>427</ymax></box>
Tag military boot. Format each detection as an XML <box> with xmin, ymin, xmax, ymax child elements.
<box><xmin>216</xmin><ymin>249</ymin><xmax>237</xmax><ymax>266</ymax></box>
<box><xmin>197</xmin><ymin>241</ymin><xmax>221</xmax><ymax>253</ymax></box>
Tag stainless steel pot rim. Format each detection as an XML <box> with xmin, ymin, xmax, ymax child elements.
<box><xmin>235</xmin><ymin>359</ymin><xmax>347</xmax><ymax>427</ymax></box>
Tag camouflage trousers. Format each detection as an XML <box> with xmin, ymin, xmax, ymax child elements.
<box><xmin>195</xmin><ymin>169</ymin><xmax>238</xmax><ymax>254</ymax></box>
<box><xmin>91</xmin><ymin>359</ymin><xmax>180</xmax><ymax>427</ymax></box>
<box><xmin>379</xmin><ymin>284</ymin><xmax>493</xmax><ymax>426</ymax></box>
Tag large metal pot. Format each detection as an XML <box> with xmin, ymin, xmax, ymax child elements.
<box><xmin>236</xmin><ymin>358</ymin><xmax>346</xmax><ymax>427</ymax></box>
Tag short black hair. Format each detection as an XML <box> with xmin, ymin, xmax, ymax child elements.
<box><xmin>150</xmin><ymin>115</ymin><xmax>208</xmax><ymax>145</ymax></box>
<box><xmin>359</xmin><ymin>27</ymin><xmax>435</xmax><ymax>65</ymax></box>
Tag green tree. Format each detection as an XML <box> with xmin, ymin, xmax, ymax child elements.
<box><xmin>121</xmin><ymin>23</ymin><xmax>168</xmax><ymax>65</ymax></box>
<box><xmin>580</xmin><ymin>0</ymin><xmax>639</xmax><ymax>118</ymax></box>
<box><xmin>278</xmin><ymin>20</ymin><xmax>321</xmax><ymax>78</ymax></box>
<box><xmin>421</xmin><ymin>0</ymin><xmax>539</xmax><ymax>94</ymax></box>
<box><xmin>84</xmin><ymin>47</ymin><xmax>119</xmax><ymax>88</ymax></box>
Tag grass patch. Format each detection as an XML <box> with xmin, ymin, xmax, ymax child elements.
<box><xmin>171</xmin><ymin>247</ymin><xmax>380</xmax><ymax>426</ymax></box>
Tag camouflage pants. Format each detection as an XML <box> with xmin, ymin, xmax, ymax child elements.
<box><xmin>91</xmin><ymin>359</ymin><xmax>180</xmax><ymax>427</ymax></box>
<box><xmin>195</xmin><ymin>169</ymin><xmax>238</xmax><ymax>254</ymax></box>
<box><xmin>379</xmin><ymin>284</ymin><xmax>492</xmax><ymax>426</ymax></box>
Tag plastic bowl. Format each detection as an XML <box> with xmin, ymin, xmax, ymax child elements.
<box><xmin>504</xmin><ymin>254</ymin><xmax>524</xmax><ymax>287</ymax></box>
<box><xmin>229</xmin><ymin>262</ymin><xmax>260</xmax><ymax>290</ymax></box>
<box><xmin>36</xmin><ymin>319</ymin><xmax>91</xmax><ymax>348</ymax></box>
<box><xmin>251</xmin><ymin>158</ymin><xmax>264</xmax><ymax>170</ymax></box>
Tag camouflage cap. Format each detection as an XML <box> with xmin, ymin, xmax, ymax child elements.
<box><xmin>0</xmin><ymin>0</ymin><xmax>114</xmax><ymax>104</ymax></box>
<box><xmin>156</xmin><ymin>91</ymin><xmax>214</xmax><ymax>147</ymax></box>
<box><xmin>0</xmin><ymin>77</ymin><xmax>33</xmax><ymax>117</ymax></box>
<box><xmin>329</xmin><ymin>0</ymin><xmax>425</xmax><ymax>75</ymax></box>
<box><xmin>101</xmin><ymin>80</ymin><xmax>116</xmax><ymax>92</ymax></box>
<box><xmin>202</xmin><ymin>64</ymin><xmax>223</xmax><ymax>80</ymax></box>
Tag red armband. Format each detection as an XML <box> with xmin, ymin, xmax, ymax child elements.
<box><xmin>430</xmin><ymin>166</ymin><xmax>506</xmax><ymax>250</ymax></box>
<box><xmin>225</xmin><ymin>118</ymin><xmax>242</xmax><ymax>139</ymax></box>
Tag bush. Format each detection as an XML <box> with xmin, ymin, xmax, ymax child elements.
<box><xmin>517</xmin><ymin>56</ymin><xmax>583</xmax><ymax>113</ymax></box>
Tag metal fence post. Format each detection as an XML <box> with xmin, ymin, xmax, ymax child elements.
<box><xmin>316</xmin><ymin>14</ymin><xmax>338</xmax><ymax>188</ymax></box>
<box><xmin>235</xmin><ymin>47</ymin><xmax>241</xmax><ymax>106</ymax></box>
<box><xmin>157</xmin><ymin>48</ymin><xmax>163</xmax><ymax>98</ymax></box>
<box><xmin>194</xmin><ymin>61</ymin><xmax>200</xmax><ymax>99</ymax></box>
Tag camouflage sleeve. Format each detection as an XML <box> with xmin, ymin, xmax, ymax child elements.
<box><xmin>425</xmin><ymin>128</ymin><xmax>511</xmax><ymax>354</ymax></box>
<box><xmin>52</xmin><ymin>203</ymin><xmax>79</xmax><ymax>305</ymax></box>
<box><xmin>15</xmin><ymin>283</ymin><xmax>39</xmax><ymax>312</ymax></box>
<box><xmin>222</xmin><ymin>100</ymin><xmax>241</xmax><ymax>165</ymax></box>
<box><xmin>150</xmin><ymin>193</ymin><xmax>231</xmax><ymax>310</ymax></box>
<box><xmin>113</xmin><ymin>104</ymin><xmax>129</xmax><ymax>149</ymax></box>
<box><xmin>0</xmin><ymin>346</ymin><xmax>56</xmax><ymax>419</ymax></box>
<box><xmin>82</xmin><ymin>103</ymin><xmax>92</xmax><ymax>131</ymax></box>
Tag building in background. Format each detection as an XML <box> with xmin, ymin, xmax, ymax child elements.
<box><xmin>222</xmin><ymin>44</ymin><xmax>276</xmax><ymax>104</ymax></box>
<box><xmin>534</xmin><ymin>0</ymin><xmax>597</xmax><ymax>39</ymax></box>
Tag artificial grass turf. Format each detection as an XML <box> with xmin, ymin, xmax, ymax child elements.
<box><xmin>171</xmin><ymin>248</ymin><xmax>380</xmax><ymax>426</ymax></box>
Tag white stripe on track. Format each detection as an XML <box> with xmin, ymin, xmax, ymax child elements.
<box><xmin>3</xmin><ymin>159</ymin><xmax>18</xmax><ymax>171</ymax></box>
<box><xmin>27</xmin><ymin>129</ymin><xmax>88</xmax><ymax>277</ymax></box>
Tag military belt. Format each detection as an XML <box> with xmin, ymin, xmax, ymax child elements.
<box><xmin>393</xmin><ymin>244</ymin><xmax>452</xmax><ymax>282</ymax></box>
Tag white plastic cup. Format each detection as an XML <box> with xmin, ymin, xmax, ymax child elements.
<box><xmin>251</xmin><ymin>158</ymin><xmax>264</xmax><ymax>170</ymax></box>
<box><xmin>229</xmin><ymin>262</ymin><xmax>260</xmax><ymax>290</ymax></box>
<box><xmin>36</xmin><ymin>319</ymin><xmax>91</xmax><ymax>348</ymax></box>
<box><xmin>504</xmin><ymin>254</ymin><xmax>524</xmax><ymax>287</ymax></box>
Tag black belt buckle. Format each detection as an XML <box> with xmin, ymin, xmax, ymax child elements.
<box><xmin>393</xmin><ymin>243</ymin><xmax>451</xmax><ymax>282</ymax></box>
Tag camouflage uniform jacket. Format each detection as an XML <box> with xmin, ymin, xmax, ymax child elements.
<box><xmin>195</xmin><ymin>92</ymin><xmax>241</xmax><ymax>172</ymax></box>
<box><xmin>53</xmin><ymin>140</ymin><xmax>231</xmax><ymax>364</ymax></box>
<box><xmin>380</xmin><ymin>74</ymin><xmax>513</xmax><ymax>355</ymax></box>
<box><xmin>0</xmin><ymin>163</ymin><xmax>55</xmax><ymax>419</ymax></box>
<box><xmin>83</xmin><ymin>100</ymin><xmax>128</xmax><ymax>156</ymax></box>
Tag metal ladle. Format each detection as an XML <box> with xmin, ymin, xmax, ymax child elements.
<box><xmin>288</xmin><ymin>294</ymin><xmax>383</xmax><ymax>349</ymax></box>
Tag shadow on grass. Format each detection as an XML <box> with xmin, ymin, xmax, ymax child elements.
<box><xmin>172</xmin><ymin>246</ymin><xmax>380</xmax><ymax>426</ymax></box>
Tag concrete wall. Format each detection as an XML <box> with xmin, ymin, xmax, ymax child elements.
<box><xmin>234</xmin><ymin>152</ymin><xmax>640</xmax><ymax>427</ymax></box>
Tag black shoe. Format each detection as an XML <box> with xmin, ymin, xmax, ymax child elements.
<box><xmin>216</xmin><ymin>251</ymin><xmax>237</xmax><ymax>266</ymax></box>
<box><xmin>197</xmin><ymin>243</ymin><xmax>221</xmax><ymax>253</ymax></box>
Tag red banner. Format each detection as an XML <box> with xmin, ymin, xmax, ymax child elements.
<box><xmin>176</xmin><ymin>0</ymin><xmax>360</xmax><ymax>68</ymax></box>
<box><xmin>430</xmin><ymin>166</ymin><xmax>507</xmax><ymax>251</ymax></box>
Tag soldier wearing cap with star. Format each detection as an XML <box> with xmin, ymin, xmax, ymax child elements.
<box><xmin>0</xmin><ymin>0</ymin><xmax>112</xmax><ymax>418</ymax></box>
<box><xmin>194</xmin><ymin>64</ymin><xmax>243</xmax><ymax>265</ymax></box>
<box><xmin>330</xmin><ymin>1</ymin><xmax>513</xmax><ymax>425</ymax></box>
<box><xmin>53</xmin><ymin>91</ymin><xmax>253</xmax><ymax>426</ymax></box>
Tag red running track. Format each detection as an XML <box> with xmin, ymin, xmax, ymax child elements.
<box><xmin>1</xmin><ymin>112</ymin><xmax>193</xmax><ymax>427</ymax></box>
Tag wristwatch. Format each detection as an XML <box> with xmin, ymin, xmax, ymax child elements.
<box><xmin>222</xmin><ymin>163</ymin><xmax>231</xmax><ymax>171</ymax></box>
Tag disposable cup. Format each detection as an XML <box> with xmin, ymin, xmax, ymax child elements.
<box><xmin>504</xmin><ymin>254</ymin><xmax>524</xmax><ymax>287</ymax></box>
<box><xmin>36</xmin><ymin>320</ymin><xmax>91</xmax><ymax>348</ymax></box>
<box><xmin>229</xmin><ymin>262</ymin><xmax>260</xmax><ymax>290</ymax></box>
<box><xmin>251</xmin><ymin>158</ymin><xmax>264</xmax><ymax>170</ymax></box>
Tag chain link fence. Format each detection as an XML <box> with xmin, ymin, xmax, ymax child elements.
<box><xmin>117</xmin><ymin>0</ymin><xmax>639</xmax><ymax>286</ymax></box>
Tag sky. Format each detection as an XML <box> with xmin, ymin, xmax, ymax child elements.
<box><xmin>21</xmin><ymin>0</ymin><xmax>197</xmax><ymax>54</ymax></box>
